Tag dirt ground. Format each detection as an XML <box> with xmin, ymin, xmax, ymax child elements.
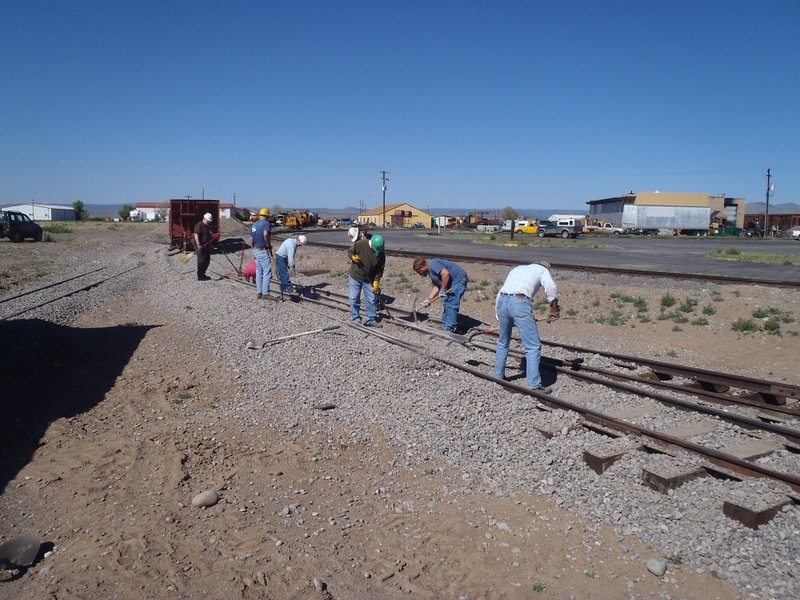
<box><xmin>1</xmin><ymin>221</ymin><xmax>797</xmax><ymax>599</ymax></box>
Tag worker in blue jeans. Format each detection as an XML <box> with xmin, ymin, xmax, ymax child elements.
<box><xmin>251</xmin><ymin>208</ymin><xmax>273</xmax><ymax>299</ymax></box>
<box><xmin>348</xmin><ymin>234</ymin><xmax>385</xmax><ymax>326</ymax></box>
<box><xmin>413</xmin><ymin>257</ymin><xmax>468</xmax><ymax>332</ymax></box>
<box><xmin>494</xmin><ymin>261</ymin><xmax>560</xmax><ymax>392</ymax></box>
<box><xmin>275</xmin><ymin>235</ymin><xmax>307</xmax><ymax>293</ymax></box>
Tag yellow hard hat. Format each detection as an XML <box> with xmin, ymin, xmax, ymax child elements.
<box><xmin>258</xmin><ymin>208</ymin><xmax>270</xmax><ymax>217</ymax></box>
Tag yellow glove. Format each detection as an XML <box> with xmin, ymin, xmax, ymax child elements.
<box><xmin>372</xmin><ymin>280</ymin><xmax>380</xmax><ymax>294</ymax></box>
<box><xmin>351</xmin><ymin>254</ymin><xmax>360</xmax><ymax>264</ymax></box>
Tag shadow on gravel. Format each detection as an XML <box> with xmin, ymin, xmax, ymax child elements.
<box><xmin>0</xmin><ymin>318</ymin><xmax>157</xmax><ymax>492</ymax></box>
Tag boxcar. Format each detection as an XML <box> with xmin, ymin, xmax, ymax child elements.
<box><xmin>169</xmin><ymin>199</ymin><xmax>220</xmax><ymax>250</ymax></box>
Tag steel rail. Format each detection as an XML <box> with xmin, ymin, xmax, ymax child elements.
<box><xmin>466</xmin><ymin>339</ymin><xmax>800</xmax><ymax>419</ymax></box>
<box><xmin>0</xmin><ymin>264</ymin><xmax>144</xmax><ymax>322</ymax></box>
<box><xmin>212</xmin><ymin>263</ymin><xmax>799</xmax><ymax>416</ymax></box>
<box><xmin>0</xmin><ymin>266</ymin><xmax>107</xmax><ymax>305</ymax></box>
<box><xmin>349</xmin><ymin>321</ymin><xmax>800</xmax><ymax>493</ymax></box>
<box><xmin>291</xmin><ymin>283</ymin><xmax>800</xmax><ymax>445</ymax></box>
<box><xmin>207</xmin><ymin>258</ymin><xmax>800</xmax><ymax>490</ymax></box>
<box><xmin>546</xmin><ymin>355</ymin><xmax>800</xmax><ymax>418</ymax></box>
<box><xmin>542</xmin><ymin>340</ymin><xmax>800</xmax><ymax>402</ymax></box>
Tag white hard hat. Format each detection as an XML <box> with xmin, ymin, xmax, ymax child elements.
<box><xmin>297</xmin><ymin>235</ymin><xmax>307</xmax><ymax>245</ymax></box>
<box><xmin>203</xmin><ymin>212</ymin><xmax>213</xmax><ymax>222</ymax></box>
<box><xmin>347</xmin><ymin>226</ymin><xmax>359</xmax><ymax>242</ymax></box>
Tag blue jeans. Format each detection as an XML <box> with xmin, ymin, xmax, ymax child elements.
<box><xmin>348</xmin><ymin>276</ymin><xmax>377</xmax><ymax>325</ymax></box>
<box><xmin>494</xmin><ymin>294</ymin><xmax>542</xmax><ymax>388</ymax></box>
<box><xmin>253</xmin><ymin>248</ymin><xmax>272</xmax><ymax>295</ymax></box>
<box><xmin>275</xmin><ymin>255</ymin><xmax>293</xmax><ymax>293</ymax></box>
<box><xmin>441</xmin><ymin>280</ymin><xmax>467</xmax><ymax>331</ymax></box>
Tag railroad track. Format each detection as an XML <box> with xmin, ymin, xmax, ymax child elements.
<box><xmin>0</xmin><ymin>264</ymin><xmax>144</xmax><ymax>322</ymax></box>
<box><xmin>209</xmin><ymin>263</ymin><xmax>800</xmax><ymax>527</ymax></box>
<box><xmin>296</xmin><ymin>232</ymin><xmax>800</xmax><ymax>290</ymax></box>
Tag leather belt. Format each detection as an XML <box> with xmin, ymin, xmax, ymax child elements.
<box><xmin>500</xmin><ymin>293</ymin><xmax>528</xmax><ymax>299</ymax></box>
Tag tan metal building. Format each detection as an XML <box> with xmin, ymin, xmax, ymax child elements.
<box><xmin>356</xmin><ymin>203</ymin><xmax>433</xmax><ymax>228</ymax></box>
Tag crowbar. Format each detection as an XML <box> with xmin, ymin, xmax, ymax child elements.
<box><xmin>246</xmin><ymin>325</ymin><xmax>340</xmax><ymax>348</ymax></box>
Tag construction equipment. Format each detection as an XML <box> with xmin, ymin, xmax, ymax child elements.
<box><xmin>284</xmin><ymin>210</ymin><xmax>310</xmax><ymax>229</ymax></box>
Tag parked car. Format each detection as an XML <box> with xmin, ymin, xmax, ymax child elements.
<box><xmin>514</xmin><ymin>223</ymin><xmax>539</xmax><ymax>234</ymax></box>
<box><xmin>537</xmin><ymin>219</ymin><xmax>580</xmax><ymax>239</ymax></box>
<box><xmin>411</xmin><ymin>222</ymin><xmax>426</xmax><ymax>229</ymax></box>
<box><xmin>791</xmin><ymin>227</ymin><xmax>800</xmax><ymax>241</ymax></box>
<box><xmin>0</xmin><ymin>210</ymin><xmax>43</xmax><ymax>242</ymax></box>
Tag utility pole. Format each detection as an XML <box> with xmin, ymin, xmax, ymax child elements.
<box><xmin>764</xmin><ymin>168</ymin><xmax>772</xmax><ymax>238</ymax></box>
<box><xmin>380</xmin><ymin>170</ymin><xmax>389</xmax><ymax>228</ymax></box>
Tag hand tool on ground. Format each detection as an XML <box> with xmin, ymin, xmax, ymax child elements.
<box><xmin>413</xmin><ymin>293</ymin><xmax>440</xmax><ymax>321</ymax></box>
<box><xmin>0</xmin><ymin>532</ymin><xmax>41</xmax><ymax>570</ymax></box>
<box><xmin>246</xmin><ymin>325</ymin><xmax>340</xmax><ymax>348</ymax></box>
<box><xmin>467</xmin><ymin>325</ymin><xmax>500</xmax><ymax>342</ymax></box>
<box><xmin>180</xmin><ymin>233</ymin><xmax>219</xmax><ymax>264</ymax></box>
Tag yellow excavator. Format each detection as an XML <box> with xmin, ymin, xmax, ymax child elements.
<box><xmin>284</xmin><ymin>210</ymin><xmax>310</xmax><ymax>229</ymax></box>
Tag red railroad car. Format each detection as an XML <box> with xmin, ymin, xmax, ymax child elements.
<box><xmin>169</xmin><ymin>199</ymin><xmax>220</xmax><ymax>251</ymax></box>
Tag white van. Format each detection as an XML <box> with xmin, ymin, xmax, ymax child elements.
<box><xmin>501</xmin><ymin>219</ymin><xmax>531</xmax><ymax>232</ymax></box>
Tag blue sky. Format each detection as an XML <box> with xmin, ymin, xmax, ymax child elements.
<box><xmin>1</xmin><ymin>0</ymin><xmax>798</xmax><ymax>211</ymax></box>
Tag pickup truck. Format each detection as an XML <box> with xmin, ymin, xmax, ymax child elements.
<box><xmin>596</xmin><ymin>223</ymin><xmax>624</xmax><ymax>235</ymax></box>
<box><xmin>536</xmin><ymin>220</ymin><xmax>579</xmax><ymax>239</ymax></box>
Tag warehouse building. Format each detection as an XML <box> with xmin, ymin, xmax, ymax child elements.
<box><xmin>0</xmin><ymin>203</ymin><xmax>76</xmax><ymax>221</ymax></box>
<box><xmin>356</xmin><ymin>203</ymin><xmax>433</xmax><ymax>228</ymax></box>
<box><xmin>586</xmin><ymin>192</ymin><xmax>745</xmax><ymax>235</ymax></box>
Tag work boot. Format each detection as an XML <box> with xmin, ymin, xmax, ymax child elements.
<box><xmin>257</xmin><ymin>293</ymin><xmax>263</xmax><ymax>300</ymax></box>
<box><xmin>533</xmin><ymin>386</ymin><xmax>553</xmax><ymax>394</ymax></box>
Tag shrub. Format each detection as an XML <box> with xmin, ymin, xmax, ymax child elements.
<box><xmin>679</xmin><ymin>298</ymin><xmax>698</xmax><ymax>313</ymax></box>
<box><xmin>731</xmin><ymin>318</ymin><xmax>758</xmax><ymax>333</ymax></box>
<box><xmin>661</xmin><ymin>293</ymin><xmax>676</xmax><ymax>308</ymax></box>
<box><xmin>752</xmin><ymin>308</ymin><xmax>769</xmax><ymax>319</ymax></box>
<box><xmin>763</xmin><ymin>318</ymin><xmax>781</xmax><ymax>336</ymax></box>
<box><xmin>702</xmin><ymin>304</ymin><xmax>716</xmax><ymax>315</ymax></box>
<box><xmin>691</xmin><ymin>317</ymin><xmax>709</xmax><ymax>326</ymax></box>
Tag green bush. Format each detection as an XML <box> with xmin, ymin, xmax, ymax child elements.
<box><xmin>763</xmin><ymin>318</ymin><xmax>781</xmax><ymax>336</ymax></box>
<box><xmin>702</xmin><ymin>304</ymin><xmax>716</xmax><ymax>315</ymax></box>
<box><xmin>691</xmin><ymin>317</ymin><xmax>709</xmax><ymax>326</ymax></box>
<box><xmin>752</xmin><ymin>308</ymin><xmax>770</xmax><ymax>318</ymax></box>
<box><xmin>731</xmin><ymin>319</ymin><xmax>758</xmax><ymax>333</ymax></box>
<box><xmin>661</xmin><ymin>293</ymin><xmax>676</xmax><ymax>309</ymax></box>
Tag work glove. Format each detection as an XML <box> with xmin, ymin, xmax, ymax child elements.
<box><xmin>420</xmin><ymin>298</ymin><xmax>432</xmax><ymax>309</ymax></box>
<box><xmin>547</xmin><ymin>298</ymin><xmax>561</xmax><ymax>322</ymax></box>
<box><xmin>351</xmin><ymin>254</ymin><xmax>360</xmax><ymax>264</ymax></box>
<box><xmin>438</xmin><ymin>289</ymin><xmax>450</xmax><ymax>299</ymax></box>
<box><xmin>372</xmin><ymin>280</ymin><xmax>380</xmax><ymax>294</ymax></box>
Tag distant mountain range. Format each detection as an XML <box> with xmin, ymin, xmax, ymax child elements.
<box><xmin>743</xmin><ymin>202</ymin><xmax>800</xmax><ymax>215</ymax></box>
<box><xmin>81</xmin><ymin>203</ymin><xmax>586</xmax><ymax>219</ymax></box>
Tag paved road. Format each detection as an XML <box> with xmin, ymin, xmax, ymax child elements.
<box><xmin>312</xmin><ymin>229</ymin><xmax>800</xmax><ymax>284</ymax></box>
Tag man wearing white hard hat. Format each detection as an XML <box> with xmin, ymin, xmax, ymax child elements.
<box><xmin>275</xmin><ymin>234</ymin><xmax>307</xmax><ymax>294</ymax></box>
<box><xmin>193</xmin><ymin>212</ymin><xmax>214</xmax><ymax>281</ymax></box>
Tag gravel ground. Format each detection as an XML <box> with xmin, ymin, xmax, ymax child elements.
<box><xmin>1</xmin><ymin>222</ymin><xmax>798</xmax><ymax>599</ymax></box>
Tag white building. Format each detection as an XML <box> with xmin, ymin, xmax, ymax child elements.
<box><xmin>1</xmin><ymin>203</ymin><xmax>76</xmax><ymax>221</ymax></box>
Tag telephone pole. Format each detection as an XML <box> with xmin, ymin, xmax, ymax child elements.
<box><xmin>380</xmin><ymin>170</ymin><xmax>389</xmax><ymax>228</ymax></box>
<box><xmin>764</xmin><ymin>168</ymin><xmax>772</xmax><ymax>238</ymax></box>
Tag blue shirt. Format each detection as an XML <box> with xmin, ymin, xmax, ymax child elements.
<box><xmin>276</xmin><ymin>238</ymin><xmax>298</xmax><ymax>268</ymax></box>
<box><xmin>428</xmin><ymin>259</ymin><xmax>467</xmax><ymax>290</ymax></box>
<box><xmin>251</xmin><ymin>219</ymin><xmax>271</xmax><ymax>248</ymax></box>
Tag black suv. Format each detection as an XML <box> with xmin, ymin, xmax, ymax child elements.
<box><xmin>0</xmin><ymin>210</ymin><xmax>43</xmax><ymax>242</ymax></box>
